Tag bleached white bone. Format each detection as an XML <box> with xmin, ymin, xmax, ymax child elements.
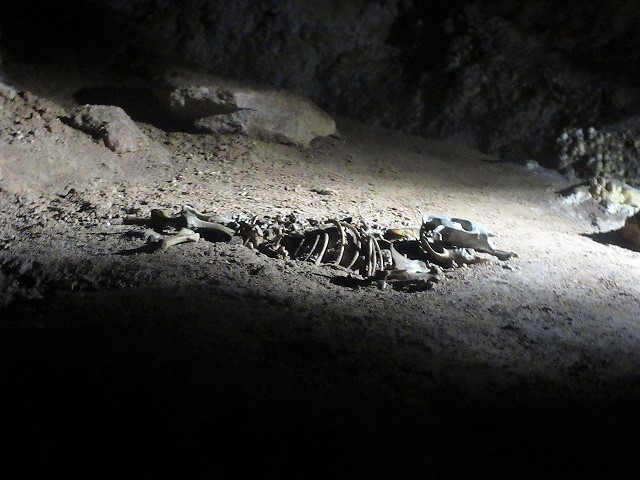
<box><xmin>181</xmin><ymin>205</ymin><xmax>233</xmax><ymax>225</ymax></box>
<box><xmin>421</xmin><ymin>215</ymin><xmax>516</xmax><ymax>260</ymax></box>
<box><xmin>160</xmin><ymin>228</ymin><xmax>200</xmax><ymax>250</ymax></box>
<box><xmin>181</xmin><ymin>210</ymin><xmax>235</xmax><ymax>238</ymax></box>
<box><xmin>420</xmin><ymin>232</ymin><xmax>488</xmax><ymax>268</ymax></box>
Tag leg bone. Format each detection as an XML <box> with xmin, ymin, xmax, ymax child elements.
<box><xmin>160</xmin><ymin>228</ymin><xmax>200</xmax><ymax>250</ymax></box>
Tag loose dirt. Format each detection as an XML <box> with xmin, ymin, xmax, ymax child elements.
<box><xmin>1</xmin><ymin>64</ymin><xmax>639</xmax><ymax>479</ymax></box>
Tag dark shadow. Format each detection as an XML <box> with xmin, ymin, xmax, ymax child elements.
<box><xmin>555</xmin><ymin>183</ymin><xmax>587</xmax><ymax>197</ymax></box>
<box><xmin>2</xmin><ymin>266</ymin><xmax>640</xmax><ymax>479</ymax></box>
<box><xmin>114</xmin><ymin>243</ymin><xmax>162</xmax><ymax>256</ymax></box>
<box><xmin>329</xmin><ymin>275</ymin><xmax>372</xmax><ymax>289</ymax></box>
<box><xmin>583</xmin><ymin>230</ymin><xmax>640</xmax><ymax>252</ymax></box>
<box><xmin>73</xmin><ymin>86</ymin><xmax>198</xmax><ymax>132</ymax></box>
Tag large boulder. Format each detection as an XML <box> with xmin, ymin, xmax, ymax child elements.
<box><xmin>620</xmin><ymin>211</ymin><xmax>640</xmax><ymax>251</ymax></box>
<box><xmin>0</xmin><ymin>80</ymin><xmax>17</xmax><ymax>101</ymax></box>
<box><xmin>158</xmin><ymin>70</ymin><xmax>337</xmax><ymax>148</ymax></box>
<box><xmin>68</xmin><ymin>105</ymin><xmax>149</xmax><ymax>154</ymax></box>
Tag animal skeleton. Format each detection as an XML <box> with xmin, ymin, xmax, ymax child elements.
<box><xmin>124</xmin><ymin>206</ymin><xmax>517</xmax><ymax>291</ymax></box>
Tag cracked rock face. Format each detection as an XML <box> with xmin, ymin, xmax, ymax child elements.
<box><xmin>159</xmin><ymin>70</ymin><xmax>336</xmax><ymax>148</ymax></box>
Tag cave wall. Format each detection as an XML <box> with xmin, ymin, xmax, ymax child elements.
<box><xmin>2</xmin><ymin>0</ymin><xmax>640</xmax><ymax>172</ymax></box>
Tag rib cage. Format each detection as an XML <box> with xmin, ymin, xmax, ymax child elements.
<box><xmin>242</xmin><ymin>219</ymin><xmax>389</xmax><ymax>278</ymax></box>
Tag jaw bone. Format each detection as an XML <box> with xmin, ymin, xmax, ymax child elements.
<box><xmin>420</xmin><ymin>215</ymin><xmax>517</xmax><ymax>263</ymax></box>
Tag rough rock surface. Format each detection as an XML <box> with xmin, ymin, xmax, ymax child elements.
<box><xmin>621</xmin><ymin>210</ymin><xmax>640</xmax><ymax>250</ymax></box>
<box><xmin>589</xmin><ymin>178</ymin><xmax>640</xmax><ymax>213</ymax></box>
<box><xmin>556</xmin><ymin>126</ymin><xmax>640</xmax><ymax>187</ymax></box>
<box><xmin>160</xmin><ymin>70</ymin><xmax>336</xmax><ymax>147</ymax></box>
<box><xmin>87</xmin><ymin>1</ymin><xmax>640</xmax><ymax>162</ymax></box>
<box><xmin>0</xmin><ymin>80</ymin><xmax>17</xmax><ymax>101</ymax></box>
<box><xmin>68</xmin><ymin>104</ymin><xmax>149</xmax><ymax>153</ymax></box>
<box><xmin>4</xmin><ymin>1</ymin><xmax>640</xmax><ymax>169</ymax></box>
<box><xmin>418</xmin><ymin>4</ymin><xmax>640</xmax><ymax>163</ymax></box>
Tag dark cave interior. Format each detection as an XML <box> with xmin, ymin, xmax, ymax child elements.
<box><xmin>2</xmin><ymin>1</ymin><xmax>640</xmax><ymax>479</ymax></box>
<box><xmin>4</xmin><ymin>0</ymin><xmax>640</xmax><ymax>167</ymax></box>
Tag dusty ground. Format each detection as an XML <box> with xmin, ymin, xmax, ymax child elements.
<box><xmin>1</xmin><ymin>64</ymin><xmax>640</xmax><ymax>479</ymax></box>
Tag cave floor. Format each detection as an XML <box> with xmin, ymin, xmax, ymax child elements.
<box><xmin>1</xmin><ymin>64</ymin><xmax>640</xmax><ymax>479</ymax></box>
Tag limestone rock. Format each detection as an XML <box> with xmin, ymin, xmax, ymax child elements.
<box><xmin>589</xmin><ymin>178</ymin><xmax>640</xmax><ymax>209</ymax></box>
<box><xmin>68</xmin><ymin>105</ymin><xmax>148</xmax><ymax>154</ymax></box>
<box><xmin>556</xmin><ymin>127</ymin><xmax>640</xmax><ymax>187</ymax></box>
<box><xmin>0</xmin><ymin>80</ymin><xmax>17</xmax><ymax>101</ymax></box>
<box><xmin>620</xmin><ymin>211</ymin><xmax>640</xmax><ymax>250</ymax></box>
<box><xmin>159</xmin><ymin>70</ymin><xmax>336</xmax><ymax>148</ymax></box>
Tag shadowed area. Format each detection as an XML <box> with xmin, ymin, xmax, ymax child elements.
<box><xmin>73</xmin><ymin>87</ymin><xmax>197</xmax><ymax>133</ymax></box>
<box><xmin>2</xmin><ymin>266</ymin><xmax>640</xmax><ymax>478</ymax></box>
<box><xmin>584</xmin><ymin>230</ymin><xmax>640</xmax><ymax>252</ymax></box>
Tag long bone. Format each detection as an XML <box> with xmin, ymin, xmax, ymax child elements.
<box><xmin>160</xmin><ymin>228</ymin><xmax>200</xmax><ymax>250</ymax></box>
<box><xmin>126</xmin><ymin>207</ymin><xmax>235</xmax><ymax>240</ymax></box>
<box><xmin>373</xmin><ymin>235</ymin><xmax>385</xmax><ymax>272</ymax></box>
<box><xmin>181</xmin><ymin>210</ymin><xmax>235</xmax><ymax>240</ymax></box>
<box><xmin>181</xmin><ymin>205</ymin><xmax>233</xmax><ymax>225</ymax></box>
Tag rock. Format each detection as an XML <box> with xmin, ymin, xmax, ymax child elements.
<box><xmin>561</xmin><ymin>185</ymin><xmax>591</xmax><ymax>205</ymax></box>
<box><xmin>556</xmin><ymin>127</ymin><xmax>640</xmax><ymax>187</ymax></box>
<box><xmin>620</xmin><ymin>211</ymin><xmax>640</xmax><ymax>250</ymax></box>
<box><xmin>0</xmin><ymin>80</ymin><xmax>17</xmax><ymax>101</ymax></box>
<box><xmin>68</xmin><ymin>105</ymin><xmax>148</xmax><ymax>154</ymax></box>
<box><xmin>589</xmin><ymin>178</ymin><xmax>640</xmax><ymax>209</ymax></box>
<box><xmin>159</xmin><ymin>70</ymin><xmax>336</xmax><ymax>148</ymax></box>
